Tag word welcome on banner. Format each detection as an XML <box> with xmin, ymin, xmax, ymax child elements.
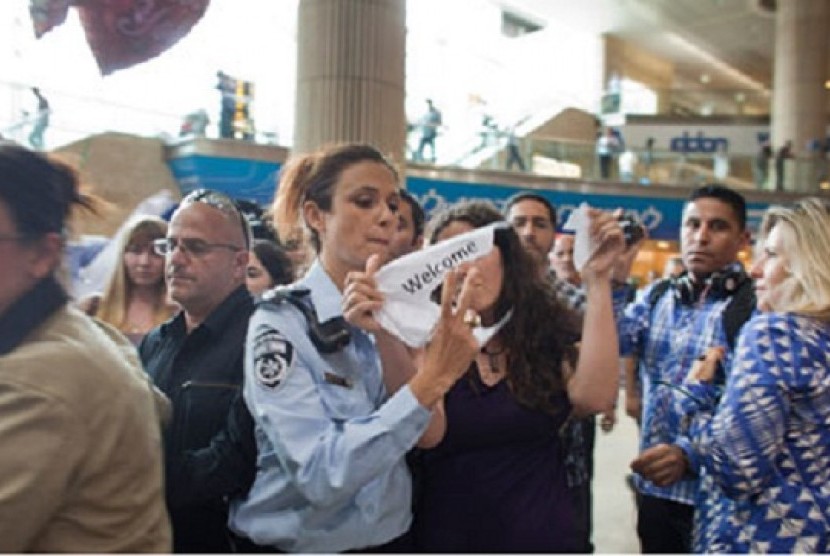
<box><xmin>374</xmin><ymin>223</ymin><xmax>507</xmax><ymax>348</ymax></box>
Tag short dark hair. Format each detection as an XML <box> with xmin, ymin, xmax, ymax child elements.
<box><xmin>235</xmin><ymin>199</ymin><xmax>275</xmax><ymax>242</ymax></box>
<box><xmin>251</xmin><ymin>239</ymin><xmax>294</xmax><ymax>286</ymax></box>
<box><xmin>503</xmin><ymin>192</ymin><xmax>557</xmax><ymax>228</ymax></box>
<box><xmin>399</xmin><ymin>190</ymin><xmax>425</xmax><ymax>242</ymax></box>
<box><xmin>688</xmin><ymin>184</ymin><xmax>747</xmax><ymax>230</ymax></box>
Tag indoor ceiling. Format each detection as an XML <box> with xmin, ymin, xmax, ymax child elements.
<box><xmin>497</xmin><ymin>0</ymin><xmax>782</xmax><ymax>92</ymax></box>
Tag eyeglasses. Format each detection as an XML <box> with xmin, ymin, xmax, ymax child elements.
<box><xmin>181</xmin><ymin>189</ymin><xmax>251</xmax><ymax>249</ymax></box>
<box><xmin>152</xmin><ymin>237</ymin><xmax>242</xmax><ymax>257</ymax></box>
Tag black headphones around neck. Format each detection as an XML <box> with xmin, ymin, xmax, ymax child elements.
<box><xmin>672</xmin><ymin>267</ymin><xmax>748</xmax><ymax>305</ymax></box>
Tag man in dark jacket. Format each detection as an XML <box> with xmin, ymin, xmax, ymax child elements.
<box><xmin>140</xmin><ymin>189</ymin><xmax>257</xmax><ymax>552</ymax></box>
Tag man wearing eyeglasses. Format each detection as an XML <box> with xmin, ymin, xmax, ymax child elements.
<box><xmin>139</xmin><ymin>189</ymin><xmax>258</xmax><ymax>553</ymax></box>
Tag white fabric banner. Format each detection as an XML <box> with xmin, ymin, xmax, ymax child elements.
<box><xmin>562</xmin><ymin>202</ymin><xmax>593</xmax><ymax>272</ymax></box>
<box><xmin>374</xmin><ymin>222</ymin><xmax>508</xmax><ymax>348</ymax></box>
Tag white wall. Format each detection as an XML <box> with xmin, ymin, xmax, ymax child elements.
<box><xmin>406</xmin><ymin>0</ymin><xmax>604</xmax><ymax>153</ymax></box>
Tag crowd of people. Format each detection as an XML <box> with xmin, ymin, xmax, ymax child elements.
<box><xmin>1</xmin><ymin>138</ymin><xmax>830</xmax><ymax>553</ymax></box>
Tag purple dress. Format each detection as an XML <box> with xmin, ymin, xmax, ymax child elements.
<box><xmin>415</xmin><ymin>367</ymin><xmax>578</xmax><ymax>553</ymax></box>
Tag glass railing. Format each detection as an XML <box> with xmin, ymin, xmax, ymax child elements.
<box><xmin>434</xmin><ymin>133</ymin><xmax>830</xmax><ymax>193</ymax></box>
<box><xmin>1</xmin><ymin>80</ymin><xmax>185</xmax><ymax>150</ymax></box>
<box><xmin>0</xmin><ymin>79</ymin><xmax>281</xmax><ymax>151</ymax></box>
<box><xmin>8</xmin><ymin>79</ymin><xmax>824</xmax><ymax>192</ymax></box>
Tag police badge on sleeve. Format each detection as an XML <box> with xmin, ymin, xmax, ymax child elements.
<box><xmin>252</xmin><ymin>324</ymin><xmax>293</xmax><ymax>388</ymax></box>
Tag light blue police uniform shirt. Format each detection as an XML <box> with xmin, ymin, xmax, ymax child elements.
<box><xmin>228</xmin><ymin>261</ymin><xmax>431</xmax><ymax>553</ymax></box>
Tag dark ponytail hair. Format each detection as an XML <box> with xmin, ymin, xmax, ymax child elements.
<box><xmin>271</xmin><ymin>143</ymin><xmax>399</xmax><ymax>253</ymax></box>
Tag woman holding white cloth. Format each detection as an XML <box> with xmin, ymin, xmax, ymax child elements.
<box><xmin>349</xmin><ymin>200</ymin><xmax>625</xmax><ymax>552</ymax></box>
<box><xmin>229</xmin><ymin>143</ymin><xmax>479</xmax><ymax>553</ymax></box>
<box><xmin>231</xmin><ymin>140</ymin><xmax>622</xmax><ymax>552</ymax></box>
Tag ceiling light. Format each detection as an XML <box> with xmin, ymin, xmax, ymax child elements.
<box><xmin>700</xmin><ymin>74</ymin><xmax>711</xmax><ymax>84</ymax></box>
<box><xmin>825</xmin><ymin>80</ymin><xmax>830</xmax><ymax>90</ymax></box>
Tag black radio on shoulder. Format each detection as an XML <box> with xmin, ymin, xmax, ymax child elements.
<box><xmin>261</xmin><ymin>286</ymin><xmax>352</xmax><ymax>353</ymax></box>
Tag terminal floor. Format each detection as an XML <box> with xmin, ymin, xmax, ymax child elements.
<box><xmin>592</xmin><ymin>390</ymin><xmax>641</xmax><ymax>554</ymax></box>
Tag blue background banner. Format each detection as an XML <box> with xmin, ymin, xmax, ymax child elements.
<box><xmin>406</xmin><ymin>177</ymin><xmax>768</xmax><ymax>241</ymax></box>
<box><xmin>167</xmin><ymin>155</ymin><xmax>769</xmax><ymax>241</ymax></box>
<box><xmin>167</xmin><ymin>155</ymin><xmax>280</xmax><ymax>204</ymax></box>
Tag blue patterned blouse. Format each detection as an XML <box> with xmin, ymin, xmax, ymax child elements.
<box><xmin>677</xmin><ymin>312</ymin><xmax>830</xmax><ymax>553</ymax></box>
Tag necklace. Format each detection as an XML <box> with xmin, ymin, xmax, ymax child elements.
<box><xmin>479</xmin><ymin>343</ymin><xmax>506</xmax><ymax>375</ymax></box>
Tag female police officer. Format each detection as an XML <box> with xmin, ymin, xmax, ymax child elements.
<box><xmin>228</xmin><ymin>144</ymin><xmax>480</xmax><ymax>552</ymax></box>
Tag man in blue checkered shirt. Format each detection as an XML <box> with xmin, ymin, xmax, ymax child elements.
<box><xmin>612</xmin><ymin>185</ymin><xmax>751</xmax><ymax>553</ymax></box>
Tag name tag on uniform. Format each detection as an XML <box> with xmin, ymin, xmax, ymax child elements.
<box><xmin>324</xmin><ymin>372</ymin><xmax>352</xmax><ymax>389</ymax></box>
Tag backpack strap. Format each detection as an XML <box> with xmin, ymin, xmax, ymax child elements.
<box><xmin>721</xmin><ymin>278</ymin><xmax>756</xmax><ymax>350</ymax></box>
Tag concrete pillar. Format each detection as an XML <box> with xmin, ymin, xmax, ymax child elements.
<box><xmin>293</xmin><ymin>0</ymin><xmax>406</xmax><ymax>164</ymax></box>
<box><xmin>771</xmin><ymin>0</ymin><xmax>830</xmax><ymax>190</ymax></box>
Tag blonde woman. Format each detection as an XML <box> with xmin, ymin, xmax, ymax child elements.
<box><xmin>80</xmin><ymin>216</ymin><xmax>176</xmax><ymax>344</ymax></box>
<box><xmin>679</xmin><ymin>197</ymin><xmax>830</xmax><ymax>553</ymax></box>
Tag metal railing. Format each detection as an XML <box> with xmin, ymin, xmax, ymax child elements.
<box><xmin>1</xmin><ymin>79</ymin><xmax>186</xmax><ymax>150</ymax></box>
<box><xmin>419</xmin><ymin>132</ymin><xmax>829</xmax><ymax>193</ymax></box>
<box><xmin>5</xmin><ymin>79</ymin><xmax>825</xmax><ymax>193</ymax></box>
<box><xmin>0</xmin><ymin>80</ymin><xmax>286</xmax><ymax>150</ymax></box>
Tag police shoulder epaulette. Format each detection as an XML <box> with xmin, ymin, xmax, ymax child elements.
<box><xmin>257</xmin><ymin>285</ymin><xmax>311</xmax><ymax>310</ymax></box>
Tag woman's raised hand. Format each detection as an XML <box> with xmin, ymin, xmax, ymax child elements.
<box><xmin>581</xmin><ymin>208</ymin><xmax>626</xmax><ymax>283</ymax></box>
<box><xmin>409</xmin><ymin>267</ymin><xmax>481</xmax><ymax>408</ymax></box>
<box><xmin>342</xmin><ymin>254</ymin><xmax>385</xmax><ymax>333</ymax></box>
